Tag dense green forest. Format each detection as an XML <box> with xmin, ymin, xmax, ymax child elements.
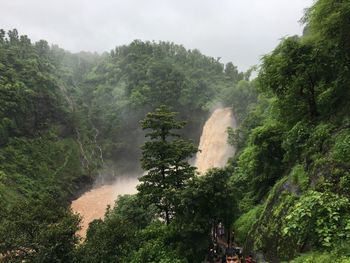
<box><xmin>0</xmin><ymin>26</ymin><xmax>247</xmax><ymax>262</ymax></box>
<box><xmin>1</xmin><ymin>0</ymin><xmax>350</xmax><ymax>262</ymax></box>
<box><xmin>230</xmin><ymin>0</ymin><xmax>350</xmax><ymax>261</ymax></box>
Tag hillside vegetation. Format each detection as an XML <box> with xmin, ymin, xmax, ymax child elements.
<box><xmin>0</xmin><ymin>28</ymin><xmax>247</xmax><ymax>262</ymax></box>
<box><xmin>230</xmin><ymin>0</ymin><xmax>350</xmax><ymax>261</ymax></box>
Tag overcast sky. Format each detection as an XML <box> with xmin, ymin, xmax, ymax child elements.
<box><xmin>1</xmin><ymin>0</ymin><xmax>314</xmax><ymax>71</ymax></box>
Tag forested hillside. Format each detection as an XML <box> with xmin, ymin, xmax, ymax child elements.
<box><xmin>0</xmin><ymin>28</ymin><xmax>248</xmax><ymax>262</ymax></box>
<box><xmin>230</xmin><ymin>0</ymin><xmax>350</xmax><ymax>261</ymax></box>
<box><xmin>66</xmin><ymin>40</ymin><xmax>248</xmax><ymax>172</ymax></box>
<box><xmin>1</xmin><ymin>0</ymin><xmax>350</xmax><ymax>262</ymax></box>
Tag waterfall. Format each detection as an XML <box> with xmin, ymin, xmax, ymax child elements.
<box><xmin>195</xmin><ymin>107</ymin><xmax>236</xmax><ymax>174</ymax></box>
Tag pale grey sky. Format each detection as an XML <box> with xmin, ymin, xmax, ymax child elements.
<box><xmin>0</xmin><ymin>0</ymin><xmax>314</xmax><ymax>70</ymax></box>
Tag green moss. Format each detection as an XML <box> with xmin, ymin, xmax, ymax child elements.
<box><xmin>242</xmin><ymin>178</ymin><xmax>300</xmax><ymax>260</ymax></box>
<box><xmin>290</xmin><ymin>165</ymin><xmax>309</xmax><ymax>191</ymax></box>
<box><xmin>233</xmin><ymin>205</ymin><xmax>263</xmax><ymax>244</ymax></box>
<box><xmin>264</xmin><ymin>176</ymin><xmax>288</xmax><ymax>207</ymax></box>
<box><xmin>332</xmin><ymin>131</ymin><xmax>350</xmax><ymax>163</ymax></box>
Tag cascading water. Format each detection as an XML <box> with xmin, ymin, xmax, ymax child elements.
<box><xmin>195</xmin><ymin>107</ymin><xmax>236</xmax><ymax>174</ymax></box>
<box><xmin>71</xmin><ymin>107</ymin><xmax>236</xmax><ymax>237</ymax></box>
<box><xmin>71</xmin><ymin>176</ymin><xmax>138</xmax><ymax>237</ymax></box>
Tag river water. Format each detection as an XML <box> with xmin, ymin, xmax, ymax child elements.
<box><xmin>71</xmin><ymin>176</ymin><xmax>139</xmax><ymax>237</ymax></box>
<box><xmin>71</xmin><ymin>108</ymin><xmax>236</xmax><ymax>237</ymax></box>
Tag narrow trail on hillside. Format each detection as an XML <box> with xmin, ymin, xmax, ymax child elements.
<box><xmin>71</xmin><ymin>107</ymin><xmax>236</xmax><ymax>238</ymax></box>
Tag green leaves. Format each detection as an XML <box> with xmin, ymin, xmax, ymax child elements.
<box><xmin>0</xmin><ymin>196</ymin><xmax>80</xmax><ymax>262</ymax></box>
<box><xmin>127</xmin><ymin>222</ymin><xmax>185</xmax><ymax>263</ymax></box>
<box><xmin>260</xmin><ymin>37</ymin><xmax>324</xmax><ymax>124</ymax></box>
<box><xmin>141</xmin><ymin>105</ymin><xmax>186</xmax><ymax>140</ymax></box>
<box><xmin>235</xmin><ymin>120</ymin><xmax>286</xmax><ymax>201</ymax></box>
<box><xmin>304</xmin><ymin>0</ymin><xmax>350</xmax><ymax>54</ymax></box>
<box><xmin>0</xmin><ymin>30</ymin><xmax>69</xmax><ymax>141</ymax></box>
<box><xmin>283</xmin><ymin>190</ymin><xmax>350</xmax><ymax>248</ymax></box>
<box><xmin>332</xmin><ymin>132</ymin><xmax>350</xmax><ymax>163</ymax></box>
<box><xmin>138</xmin><ymin>106</ymin><xmax>197</xmax><ymax>224</ymax></box>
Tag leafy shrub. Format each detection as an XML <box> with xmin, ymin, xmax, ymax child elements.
<box><xmin>286</xmin><ymin>251</ymin><xmax>350</xmax><ymax>263</ymax></box>
<box><xmin>306</xmin><ymin>123</ymin><xmax>334</xmax><ymax>159</ymax></box>
<box><xmin>282</xmin><ymin>121</ymin><xmax>311</xmax><ymax>163</ymax></box>
<box><xmin>236</xmin><ymin>121</ymin><xmax>286</xmax><ymax>200</ymax></box>
<box><xmin>283</xmin><ymin>190</ymin><xmax>350</xmax><ymax>248</ymax></box>
<box><xmin>128</xmin><ymin>222</ymin><xmax>185</xmax><ymax>263</ymax></box>
<box><xmin>233</xmin><ymin>205</ymin><xmax>263</xmax><ymax>244</ymax></box>
<box><xmin>287</xmin><ymin>241</ymin><xmax>350</xmax><ymax>263</ymax></box>
<box><xmin>290</xmin><ymin>165</ymin><xmax>309</xmax><ymax>192</ymax></box>
<box><xmin>332</xmin><ymin>131</ymin><xmax>350</xmax><ymax>163</ymax></box>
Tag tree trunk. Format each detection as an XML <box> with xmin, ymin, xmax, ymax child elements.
<box><xmin>165</xmin><ymin>207</ymin><xmax>170</xmax><ymax>225</ymax></box>
<box><xmin>307</xmin><ymin>73</ymin><xmax>318</xmax><ymax>119</ymax></box>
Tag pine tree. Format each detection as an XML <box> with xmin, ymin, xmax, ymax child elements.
<box><xmin>137</xmin><ymin>105</ymin><xmax>198</xmax><ymax>224</ymax></box>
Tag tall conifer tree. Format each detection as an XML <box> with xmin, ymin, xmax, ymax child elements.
<box><xmin>137</xmin><ymin>105</ymin><xmax>197</xmax><ymax>224</ymax></box>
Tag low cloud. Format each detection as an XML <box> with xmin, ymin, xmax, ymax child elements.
<box><xmin>0</xmin><ymin>0</ymin><xmax>313</xmax><ymax>70</ymax></box>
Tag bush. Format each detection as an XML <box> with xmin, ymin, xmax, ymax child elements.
<box><xmin>283</xmin><ymin>190</ymin><xmax>350</xmax><ymax>248</ymax></box>
<box><xmin>128</xmin><ymin>222</ymin><xmax>185</xmax><ymax>263</ymax></box>
<box><xmin>290</xmin><ymin>165</ymin><xmax>309</xmax><ymax>192</ymax></box>
<box><xmin>233</xmin><ymin>205</ymin><xmax>263</xmax><ymax>244</ymax></box>
<box><xmin>332</xmin><ymin>131</ymin><xmax>350</xmax><ymax>163</ymax></box>
<box><xmin>235</xmin><ymin>121</ymin><xmax>286</xmax><ymax>200</ymax></box>
<box><xmin>287</xmin><ymin>242</ymin><xmax>350</xmax><ymax>263</ymax></box>
<box><xmin>286</xmin><ymin>251</ymin><xmax>350</xmax><ymax>263</ymax></box>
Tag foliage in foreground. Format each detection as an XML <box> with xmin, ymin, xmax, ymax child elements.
<box><xmin>0</xmin><ymin>196</ymin><xmax>80</xmax><ymax>263</ymax></box>
<box><xmin>229</xmin><ymin>0</ymin><xmax>350</xmax><ymax>261</ymax></box>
